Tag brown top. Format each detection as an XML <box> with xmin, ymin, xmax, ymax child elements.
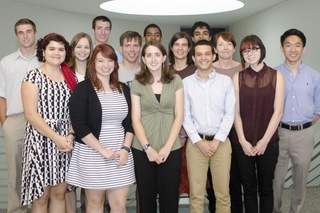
<box><xmin>169</xmin><ymin>64</ymin><xmax>197</xmax><ymax>79</ymax></box>
<box><xmin>230</xmin><ymin>63</ymin><xmax>279</xmax><ymax>146</ymax></box>
<box><xmin>212</xmin><ymin>64</ymin><xmax>243</xmax><ymax>78</ymax></box>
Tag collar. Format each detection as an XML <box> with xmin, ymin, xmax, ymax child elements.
<box><xmin>247</xmin><ymin>62</ymin><xmax>268</xmax><ymax>78</ymax></box>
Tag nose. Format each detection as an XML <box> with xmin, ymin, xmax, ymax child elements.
<box><xmin>23</xmin><ymin>32</ymin><xmax>28</xmax><ymax>38</ymax></box>
<box><xmin>130</xmin><ymin>45</ymin><xmax>134</xmax><ymax>51</ymax></box>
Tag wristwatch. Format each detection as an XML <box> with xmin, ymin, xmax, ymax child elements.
<box><xmin>142</xmin><ymin>144</ymin><xmax>150</xmax><ymax>151</ymax></box>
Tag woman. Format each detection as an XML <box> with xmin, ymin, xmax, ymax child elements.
<box><xmin>21</xmin><ymin>33</ymin><xmax>77</xmax><ymax>212</ymax></box>
<box><xmin>208</xmin><ymin>32</ymin><xmax>243</xmax><ymax>213</ymax></box>
<box><xmin>67</xmin><ymin>44</ymin><xmax>135</xmax><ymax>213</ymax></box>
<box><xmin>230</xmin><ymin>35</ymin><xmax>285</xmax><ymax>213</ymax></box>
<box><xmin>68</xmin><ymin>32</ymin><xmax>93</xmax><ymax>81</ymax></box>
<box><xmin>131</xmin><ymin>40</ymin><xmax>184</xmax><ymax>213</ymax></box>
<box><xmin>66</xmin><ymin>32</ymin><xmax>93</xmax><ymax>213</ymax></box>
<box><xmin>168</xmin><ymin>31</ymin><xmax>196</xmax><ymax>196</ymax></box>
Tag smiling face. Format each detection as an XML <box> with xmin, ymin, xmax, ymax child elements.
<box><xmin>142</xmin><ymin>45</ymin><xmax>166</xmax><ymax>73</ymax></box>
<box><xmin>93</xmin><ymin>20</ymin><xmax>111</xmax><ymax>45</ymax></box>
<box><xmin>120</xmin><ymin>37</ymin><xmax>141</xmax><ymax>63</ymax></box>
<box><xmin>171</xmin><ymin>38</ymin><xmax>189</xmax><ymax>61</ymax></box>
<box><xmin>242</xmin><ymin>46</ymin><xmax>261</xmax><ymax>66</ymax></box>
<box><xmin>74</xmin><ymin>37</ymin><xmax>91</xmax><ymax>62</ymax></box>
<box><xmin>214</xmin><ymin>36</ymin><xmax>235</xmax><ymax>60</ymax></box>
<box><xmin>144</xmin><ymin>27</ymin><xmax>162</xmax><ymax>43</ymax></box>
<box><xmin>16</xmin><ymin>24</ymin><xmax>36</xmax><ymax>49</ymax></box>
<box><xmin>192</xmin><ymin>45</ymin><xmax>213</xmax><ymax>72</ymax></box>
<box><xmin>43</xmin><ymin>41</ymin><xmax>66</xmax><ymax>66</ymax></box>
<box><xmin>95</xmin><ymin>52</ymin><xmax>115</xmax><ymax>79</ymax></box>
<box><xmin>192</xmin><ymin>27</ymin><xmax>211</xmax><ymax>43</ymax></box>
<box><xmin>281</xmin><ymin>35</ymin><xmax>305</xmax><ymax>65</ymax></box>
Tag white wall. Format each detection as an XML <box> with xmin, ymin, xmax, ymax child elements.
<box><xmin>0</xmin><ymin>0</ymin><xmax>179</xmax><ymax>209</ymax></box>
<box><xmin>229</xmin><ymin>0</ymin><xmax>320</xmax><ymax>187</ymax></box>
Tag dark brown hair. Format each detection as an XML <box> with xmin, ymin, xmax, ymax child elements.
<box><xmin>239</xmin><ymin>35</ymin><xmax>266</xmax><ymax>69</ymax></box>
<box><xmin>168</xmin><ymin>32</ymin><xmax>193</xmax><ymax>65</ymax></box>
<box><xmin>135</xmin><ymin>40</ymin><xmax>174</xmax><ymax>85</ymax></box>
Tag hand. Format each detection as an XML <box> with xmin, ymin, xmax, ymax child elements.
<box><xmin>53</xmin><ymin>134</ymin><xmax>72</xmax><ymax>152</ymax></box>
<box><xmin>196</xmin><ymin>140</ymin><xmax>215</xmax><ymax>157</ymax></box>
<box><xmin>252</xmin><ymin>139</ymin><xmax>268</xmax><ymax>156</ymax></box>
<box><xmin>158</xmin><ymin>144</ymin><xmax>171</xmax><ymax>163</ymax></box>
<box><xmin>240</xmin><ymin>141</ymin><xmax>255</xmax><ymax>156</ymax></box>
<box><xmin>116</xmin><ymin>149</ymin><xmax>128</xmax><ymax>167</ymax></box>
<box><xmin>100</xmin><ymin>148</ymin><xmax>116</xmax><ymax>161</ymax></box>
<box><xmin>145</xmin><ymin>147</ymin><xmax>162</xmax><ymax>164</ymax></box>
<box><xmin>209</xmin><ymin>139</ymin><xmax>220</xmax><ymax>154</ymax></box>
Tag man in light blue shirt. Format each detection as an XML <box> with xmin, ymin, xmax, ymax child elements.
<box><xmin>273</xmin><ymin>29</ymin><xmax>320</xmax><ymax>213</ymax></box>
<box><xmin>183</xmin><ymin>40</ymin><xmax>235</xmax><ymax>213</ymax></box>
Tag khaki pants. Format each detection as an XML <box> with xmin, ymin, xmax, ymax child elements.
<box><xmin>2</xmin><ymin>113</ymin><xmax>28</xmax><ymax>213</ymax></box>
<box><xmin>187</xmin><ymin>138</ymin><xmax>231</xmax><ymax>213</ymax></box>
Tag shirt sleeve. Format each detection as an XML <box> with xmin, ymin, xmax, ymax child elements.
<box><xmin>313</xmin><ymin>70</ymin><xmax>320</xmax><ymax>116</ymax></box>
<box><xmin>214</xmin><ymin>78</ymin><xmax>236</xmax><ymax>142</ymax></box>
<box><xmin>0</xmin><ymin>60</ymin><xmax>6</xmax><ymax>98</ymax></box>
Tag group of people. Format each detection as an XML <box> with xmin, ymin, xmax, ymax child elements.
<box><xmin>0</xmin><ymin>15</ymin><xmax>319</xmax><ymax>213</ymax></box>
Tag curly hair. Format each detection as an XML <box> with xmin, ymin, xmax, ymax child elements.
<box><xmin>87</xmin><ymin>44</ymin><xmax>122</xmax><ymax>93</ymax></box>
<box><xmin>36</xmin><ymin>33</ymin><xmax>71</xmax><ymax>63</ymax></box>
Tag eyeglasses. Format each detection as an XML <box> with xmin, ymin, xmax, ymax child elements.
<box><xmin>242</xmin><ymin>47</ymin><xmax>260</xmax><ymax>55</ymax></box>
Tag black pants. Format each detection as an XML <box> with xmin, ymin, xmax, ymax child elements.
<box><xmin>232</xmin><ymin>142</ymin><xmax>279</xmax><ymax>213</ymax></box>
<box><xmin>132</xmin><ymin>148</ymin><xmax>182</xmax><ymax>213</ymax></box>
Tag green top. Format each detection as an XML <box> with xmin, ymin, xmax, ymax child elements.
<box><xmin>131</xmin><ymin>74</ymin><xmax>183</xmax><ymax>152</ymax></box>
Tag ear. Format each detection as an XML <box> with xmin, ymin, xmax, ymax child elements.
<box><xmin>302</xmin><ymin>46</ymin><xmax>307</xmax><ymax>53</ymax></box>
<box><xmin>280</xmin><ymin>46</ymin><xmax>284</xmax><ymax>53</ymax></box>
<box><xmin>162</xmin><ymin>55</ymin><xmax>167</xmax><ymax>63</ymax></box>
<box><xmin>214</xmin><ymin>47</ymin><xmax>217</xmax><ymax>54</ymax></box>
<box><xmin>141</xmin><ymin>56</ymin><xmax>146</xmax><ymax>64</ymax></box>
<box><xmin>192</xmin><ymin>55</ymin><xmax>196</xmax><ymax>64</ymax></box>
<box><xmin>160</xmin><ymin>37</ymin><xmax>163</xmax><ymax>43</ymax></box>
<box><xmin>143</xmin><ymin>37</ymin><xmax>146</xmax><ymax>43</ymax></box>
<box><xmin>119</xmin><ymin>46</ymin><xmax>123</xmax><ymax>54</ymax></box>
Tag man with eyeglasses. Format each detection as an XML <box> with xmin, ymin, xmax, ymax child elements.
<box><xmin>273</xmin><ymin>29</ymin><xmax>320</xmax><ymax>213</ymax></box>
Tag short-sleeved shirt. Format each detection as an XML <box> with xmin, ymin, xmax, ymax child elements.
<box><xmin>130</xmin><ymin>75</ymin><xmax>183</xmax><ymax>152</ymax></box>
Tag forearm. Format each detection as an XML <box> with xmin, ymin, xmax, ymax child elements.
<box><xmin>123</xmin><ymin>132</ymin><xmax>134</xmax><ymax>147</ymax></box>
<box><xmin>165</xmin><ymin>116</ymin><xmax>183</xmax><ymax>148</ymax></box>
<box><xmin>81</xmin><ymin>133</ymin><xmax>105</xmax><ymax>153</ymax></box>
<box><xmin>234</xmin><ymin>112</ymin><xmax>247</xmax><ymax>145</ymax></box>
<box><xmin>132</xmin><ymin>121</ymin><xmax>149</xmax><ymax>146</ymax></box>
<box><xmin>0</xmin><ymin>97</ymin><xmax>7</xmax><ymax>126</ymax></box>
<box><xmin>261</xmin><ymin>110</ymin><xmax>283</xmax><ymax>143</ymax></box>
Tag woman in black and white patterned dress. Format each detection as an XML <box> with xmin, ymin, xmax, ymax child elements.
<box><xmin>67</xmin><ymin>44</ymin><xmax>135</xmax><ymax>213</ymax></box>
<box><xmin>20</xmin><ymin>33</ymin><xmax>77</xmax><ymax>212</ymax></box>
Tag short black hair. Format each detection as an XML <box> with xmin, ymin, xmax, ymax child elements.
<box><xmin>92</xmin><ymin>16</ymin><xmax>112</xmax><ymax>30</ymax></box>
<box><xmin>143</xmin><ymin>23</ymin><xmax>162</xmax><ymax>37</ymax></box>
<box><xmin>191</xmin><ymin>21</ymin><xmax>211</xmax><ymax>37</ymax></box>
<box><xmin>192</xmin><ymin>40</ymin><xmax>214</xmax><ymax>56</ymax></box>
<box><xmin>280</xmin><ymin>28</ymin><xmax>306</xmax><ymax>47</ymax></box>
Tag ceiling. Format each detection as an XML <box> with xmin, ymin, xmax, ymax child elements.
<box><xmin>13</xmin><ymin>0</ymin><xmax>287</xmax><ymax>28</ymax></box>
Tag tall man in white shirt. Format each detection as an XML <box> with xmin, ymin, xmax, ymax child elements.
<box><xmin>183</xmin><ymin>40</ymin><xmax>235</xmax><ymax>213</ymax></box>
<box><xmin>118</xmin><ymin>30</ymin><xmax>142</xmax><ymax>87</ymax></box>
<box><xmin>92</xmin><ymin>15</ymin><xmax>123</xmax><ymax>63</ymax></box>
<box><xmin>0</xmin><ymin>18</ymin><xmax>40</xmax><ymax>213</ymax></box>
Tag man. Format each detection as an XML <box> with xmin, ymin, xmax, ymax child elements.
<box><xmin>191</xmin><ymin>21</ymin><xmax>212</xmax><ymax>43</ymax></box>
<box><xmin>183</xmin><ymin>40</ymin><xmax>235</xmax><ymax>213</ymax></box>
<box><xmin>273</xmin><ymin>29</ymin><xmax>320</xmax><ymax>213</ymax></box>
<box><xmin>0</xmin><ymin>18</ymin><xmax>39</xmax><ymax>213</ymax></box>
<box><xmin>143</xmin><ymin>23</ymin><xmax>163</xmax><ymax>43</ymax></box>
<box><xmin>92</xmin><ymin>15</ymin><xmax>123</xmax><ymax>62</ymax></box>
<box><xmin>119</xmin><ymin>30</ymin><xmax>142</xmax><ymax>87</ymax></box>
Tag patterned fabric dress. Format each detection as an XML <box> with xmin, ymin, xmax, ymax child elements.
<box><xmin>66</xmin><ymin>89</ymin><xmax>135</xmax><ymax>189</ymax></box>
<box><xmin>20</xmin><ymin>68</ymin><xmax>72</xmax><ymax>205</ymax></box>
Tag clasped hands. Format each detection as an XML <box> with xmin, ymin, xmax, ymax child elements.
<box><xmin>100</xmin><ymin>148</ymin><xmax>129</xmax><ymax>167</ymax></box>
<box><xmin>146</xmin><ymin>145</ymin><xmax>171</xmax><ymax>165</ymax></box>
<box><xmin>196</xmin><ymin>138</ymin><xmax>220</xmax><ymax>157</ymax></box>
<box><xmin>241</xmin><ymin>139</ymin><xmax>268</xmax><ymax>156</ymax></box>
<box><xmin>54</xmin><ymin>134</ymin><xmax>74</xmax><ymax>152</ymax></box>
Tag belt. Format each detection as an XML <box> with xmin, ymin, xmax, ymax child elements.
<box><xmin>279</xmin><ymin>122</ymin><xmax>312</xmax><ymax>131</ymax></box>
<box><xmin>199</xmin><ymin>133</ymin><xmax>215</xmax><ymax>141</ymax></box>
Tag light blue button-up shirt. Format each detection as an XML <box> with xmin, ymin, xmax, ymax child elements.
<box><xmin>183</xmin><ymin>69</ymin><xmax>235</xmax><ymax>144</ymax></box>
<box><xmin>275</xmin><ymin>62</ymin><xmax>320</xmax><ymax>124</ymax></box>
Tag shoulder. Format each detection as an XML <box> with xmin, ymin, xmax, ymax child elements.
<box><xmin>1</xmin><ymin>51</ymin><xmax>19</xmax><ymax>63</ymax></box>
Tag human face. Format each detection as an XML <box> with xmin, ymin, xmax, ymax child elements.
<box><xmin>192</xmin><ymin>45</ymin><xmax>213</xmax><ymax>72</ymax></box>
<box><xmin>171</xmin><ymin>38</ymin><xmax>190</xmax><ymax>60</ymax></box>
<box><xmin>144</xmin><ymin>27</ymin><xmax>162</xmax><ymax>43</ymax></box>
<box><xmin>16</xmin><ymin>24</ymin><xmax>36</xmax><ymax>49</ymax></box>
<box><xmin>281</xmin><ymin>35</ymin><xmax>305</xmax><ymax>65</ymax></box>
<box><xmin>93</xmin><ymin>20</ymin><xmax>111</xmax><ymax>45</ymax></box>
<box><xmin>214</xmin><ymin>36</ymin><xmax>235</xmax><ymax>59</ymax></box>
<box><xmin>74</xmin><ymin>38</ymin><xmax>91</xmax><ymax>61</ymax></box>
<box><xmin>192</xmin><ymin>27</ymin><xmax>211</xmax><ymax>43</ymax></box>
<box><xmin>43</xmin><ymin>41</ymin><xmax>66</xmax><ymax>66</ymax></box>
<box><xmin>142</xmin><ymin>46</ymin><xmax>166</xmax><ymax>73</ymax></box>
<box><xmin>120</xmin><ymin>38</ymin><xmax>141</xmax><ymax>63</ymax></box>
<box><xmin>95</xmin><ymin>52</ymin><xmax>114</xmax><ymax>79</ymax></box>
<box><xmin>242</xmin><ymin>46</ymin><xmax>261</xmax><ymax>66</ymax></box>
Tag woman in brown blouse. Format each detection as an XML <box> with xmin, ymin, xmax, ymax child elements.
<box><xmin>230</xmin><ymin>35</ymin><xmax>285</xmax><ymax>213</ymax></box>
